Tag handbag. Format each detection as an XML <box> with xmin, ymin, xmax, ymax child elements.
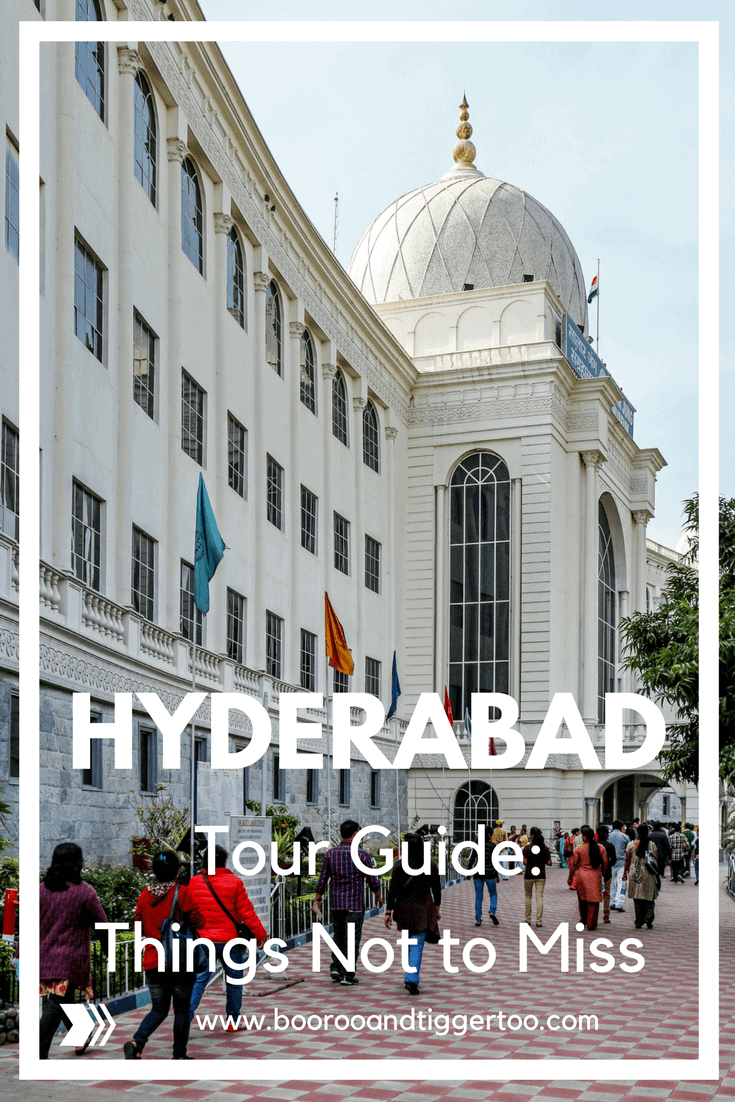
<box><xmin>203</xmin><ymin>871</ymin><xmax>256</xmax><ymax>941</ymax></box>
<box><xmin>393</xmin><ymin>873</ymin><xmax>441</xmax><ymax>944</ymax></box>
<box><xmin>160</xmin><ymin>886</ymin><xmax>206</xmax><ymax>973</ymax></box>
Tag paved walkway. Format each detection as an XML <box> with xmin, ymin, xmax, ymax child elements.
<box><xmin>1</xmin><ymin>866</ymin><xmax>727</xmax><ymax>1102</ymax></box>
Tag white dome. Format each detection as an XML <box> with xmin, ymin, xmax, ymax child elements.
<box><xmin>349</xmin><ymin>153</ymin><xmax>589</xmax><ymax>333</ymax></box>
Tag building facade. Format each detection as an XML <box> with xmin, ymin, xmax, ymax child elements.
<box><xmin>0</xmin><ymin>0</ymin><xmax>696</xmax><ymax>867</ymax></box>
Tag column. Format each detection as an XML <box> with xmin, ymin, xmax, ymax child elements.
<box><xmin>288</xmin><ymin>316</ymin><xmax>304</xmax><ymax>683</ymax></box>
<box><xmin>511</xmin><ymin>477</ymin><xmax>522</xmax><ymax>703</ymax></box>
<box><xmin>385</xmin><ymin>426</ymin><xmax>399</xmax><ymax>667</ymax></box>
<box><xmin>321</xmin><ymin>357</ymin><xmax>337</xmax><ymax>818</ymax></box>
<box><xmin>212</xmin><ymin>207</ymin><xmax>233</xmax><ymax>654</ymax></box>
<box><xmin>633</xmin><ymin>511</ymin><xmax>652</xmax><ymax>614</ymax></box>
<box><xmin>165</xmin><ymin>134</ymin><xmax>187</xmax><ymax>632</ymax></box>
<box><xmin>115</xmin><ymin>46</ymin><xmax>140</xmax><ymax>606</ymax></box>
<box><xmin>581</xmin><ymin>450</ymin><xmax>605</xmax><ymax>724</ymax></box>
<box><xmin>618</xmin><ymin>590</ymin><xmax>630</xmax><ymax>692</ymax></box>
<box><xmin>353</xmin><ymin>393</ymin><xmax>367</xmax><ymax>690</ymax></box>
<box><xmin>251</xmin><ymin>267</ymin><xmax>269</xmax><ymax>669</ymax></box>
<box><xmin>434</xmin><ymin>483</ymin><xmax>446</xmax><ymax>693</ymax></box>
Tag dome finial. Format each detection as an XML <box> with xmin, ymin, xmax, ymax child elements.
<box><xmin>453</xmin><ymin>92</ymin><xmax>477</xmax><ymax>169</ymax></box>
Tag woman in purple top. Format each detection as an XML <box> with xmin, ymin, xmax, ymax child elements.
<box><xmin>39</xmin><ymin>843</ymin><xmax>107</xmax><ymax>1059</ymax></box>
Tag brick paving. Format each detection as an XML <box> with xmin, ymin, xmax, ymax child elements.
<box><xmin>0</xmin><ymin>867</ymin><xmax>727</xmax><ymax>1101</ymax></box>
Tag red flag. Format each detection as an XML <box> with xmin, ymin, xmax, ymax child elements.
<box><xmin>324</xmin><ymin>593</ymin><xmax>355</xmax><ymax>676</ymax></box>
<box><xmin>443</xmin><ymin>687</ymin><xmax>454</xmax><ymax>727</ymax></box>
<box><xmin>489</xmin><ymin>737</ymin><xmax>497</xmax><ymax>757</ymax></box>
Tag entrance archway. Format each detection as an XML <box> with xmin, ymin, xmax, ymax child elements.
<box><xmin>596</xmin><ymin>772</ymin><xmax>667</xmax><ymax>824</ymax></box>
<box><xmin>453</xmin><ymin>780</ymin><xmax>499</xmax><ymax>840</ymax></box>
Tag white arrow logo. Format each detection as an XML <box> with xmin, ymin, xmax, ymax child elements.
<box><xmin>60</xmin><ymin>1002</ymin><xmax>115</xmax><ymax>1047</ymax></box>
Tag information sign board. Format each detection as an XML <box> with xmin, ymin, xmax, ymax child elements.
<box><xmin>562</xmin><ymin>314</ymin><xmax>635</xmax><ymax>437</ymax></box>
<box><xmin>228</xmin><ymin>815</ymin><xmax>272</xmax><ymax>939</ymax></box>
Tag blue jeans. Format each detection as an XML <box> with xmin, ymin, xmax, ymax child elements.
<box><xmin>189</xmin><ymin>941</ymin><xmax>247</xmax><ymax>1021</ymax></box>
<box><xmin>134</xmin><ymin>969</ymin><xmax>193</xmax><ymax>1057</ymax></box>
<box><xmin>405</xmin><ymin>929</ymin><xmax>427</xmax><ymax>984</ymax></box>
<box><xmin>474</xmin><ymin>876</ymin><xmax>497</xmax><ymax>921</ymax></box>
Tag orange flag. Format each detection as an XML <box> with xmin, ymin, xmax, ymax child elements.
<box><xmin>443</xmin><ymin>687</ymin><xmax>454</xmax><ymax>727</ymax></box>
<box><xmin>324</xmin><ymin>593</ymin><xmax>354</xmax><ymax>676</ymax></box>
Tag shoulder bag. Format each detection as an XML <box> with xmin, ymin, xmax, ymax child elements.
<box><xmin>160</xmin><ymin>886</ymin><xmax>206</xmax><ymax>973</ymax></box>
<box><xmin>204</xmin><ymin>871</ymin><xmax>256</xmax><ymax>941</ymax></box>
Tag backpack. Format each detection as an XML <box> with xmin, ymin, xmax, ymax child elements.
<box><xmin>160</xmin><ymin>886</ymin><xmax>206</xmax><ymax>974</ymax></box>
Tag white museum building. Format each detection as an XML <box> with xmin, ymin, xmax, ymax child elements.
<box><xmin>0</xmin><ymin>0</ymin><xmax>697</xmax><ymax>866</ymax></box>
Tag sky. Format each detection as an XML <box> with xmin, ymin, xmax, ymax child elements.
<box><xmin>196</xmin><ymin>1</ymin><xmax>731</xmax><ymax>551</ymax></box>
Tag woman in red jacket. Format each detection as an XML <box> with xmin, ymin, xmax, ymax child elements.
<box><xmin>123</xmin><ymin>851</ymin><xmax>195</xmax><ymax>1060</ymax></box>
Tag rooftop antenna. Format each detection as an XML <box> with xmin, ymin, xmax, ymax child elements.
<box><xmin>333</xmin><ymin>191</ymin><xmax>339</xmax><ymax>254</ymax></box>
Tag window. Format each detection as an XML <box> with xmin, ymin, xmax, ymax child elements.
<box><xmin>139</xmin><ymin>727</ymin><xmax>157</xmax><ymax>793</ymax></box>
<box><xmin>71</xmin><ymin>480</ymin><xmax>102</xmax><ymax>591</ymax></box>
<box><xmin>74</xmin><ymin>237</ymin><xmax>103</xmax><ymax>361</ymax></box>
<box><xmin>365</xmin><ymin>535</ymin><xmax>380</xmax><ymax>593</ymax></box>
<box><xmin>448</xmin><ymin>452</ymin><xmax>511</xmax><ymax>719</ymax></box>
<box><xmin>300</xmin><ymin>487</ymin><xmax>317</xmax><ymax>554</ymax></box>
<box><xmin>265</xmin><ymin>281</ymin><xmax>282</xmax><ymax>375</ymax></box>
<box><xmin>334</xmin><ymin>512</ymin><xmax>349</xmax><ymax>574</ymax></box>
<box><xmin>133</xmin><ymin>72</ymin><xmax>156</xmax><ymax>205</ymax></box>
<box><xmin>133</xmin><ymin>312</ymin><xmax>156</xmax><ymax>419</ymax></box>
<box><xmin>266</xmin><ymin>611</ymin><xmax>282</xmax><ymax>680</ymax></box>
<box><xmin>300</xmin><ymin>329</ymin><xmax>316</xmax><ymax>413</ymax></box>
<box><xmin>339</xmin><ymin>768</ymin><xmax>350</xmax><ymax>806</ymax></box>
<box><xmin>75</xmin><ymin>0</ymin><xmax>104</xmax><ymax>120</ymax></box>
<box><xmin>227</xmin><ymin>588</ymin><xmax>245</xmax><ymax>665</ymax></box>
<box><xmin>180</xmin><ymin>560</ymin><xmax>202</xmax><ymax>645</ymax></box>
<box><xmin>365</xmin><ymin>657</ymin><xmax>381</xmax><ymax>698</ymax></box>
<box><xmin>9</xmin><ymin>693</ymin><xmax>19</xmax><ymax>780</ymax></box>
<box><xmin>227</xmin><ymin>228</ymin><xmax>245</xmax><ymax>327</ymax></box>
<box><xmin>82</xmin><ymin>715</ymin><xmax>102</xmax><ymax>789</ymax></box>
<box><xmin>370</xmin><ymin>769</ymin><xmax>381</xmax><ymax>809</ymax></box>
<box><xmin>0</xmin><ymin>420</ymin><xmax>19</xmax><ymax>541</ymax></box>
<box><xmin>195</xmin><ymin>736</ymin><xmax>208</xmax><ymax>765</ymax></box>
<box><xmin>131</xmin><ymin>526</ymin><xmax>155</xmax><ymax>622</ymax></box>
<box><xmin>243</xmin><ymin>765</ymin><xmax>250</xmax><ymax>808</ymax></box>
<box><xmin>227</xmin><ymin>413</ymin><xmax>246</xmax><ymax>498</ymax></box>
<box><xmin>598</xmin><ymin>501</ymin><xmax>617</xmax><ymax>724</ymax></box>
<box><xmin>181</xmin><ymin>157</ymin><xmax>203</xmax><ymax>273</ymax></box>
<box><xmin>267</xmin><ymin>456</ymin><xmax>283</xmax><ymax>530</ymax></box>
<box><xmin>332</xmin><ymin>370</ymin><xmax>348</xmax><ymax>445</ymax></box>
<box><xmin>306</xmin><ymin>768</ymin><xmax>319</xmax><ymax>805</ymax></box>
<box><xmin>181</xmin><ymin>371</ymin><xmax>204</xmax><ymax>464</ymax></box>
<box><xmin>273</xmin><ymin>752</ymin><xmax>285</xmax><ymax>803</ymax></box>
<box><xmin>5</xmin><ymin>136</ymin><xmax>19</xmax><ymax>263</ymax></box>
<box><xmin>363</xmin><ymin>401</ymin><xmax>379</xmax><ymax>472</ymax></box>
<box><xmin>300</xmin><ymin>629</ymin><xmax>317</xmax><ymax>691</ymax></box>
<box><xmin>333</xmin><ymin>670</ymin><xmax>349</xmax><ymax>694</ymax></box>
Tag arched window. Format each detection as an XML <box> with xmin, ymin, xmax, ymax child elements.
<box><xmin>265</xmin><ymin>281</ymin><xmax>281</xmax><ymax>375</ymax></box>
<box><xmin>227</xmin><ymin>227</ymin><xmax>245</xmax><ymax>327</ymax></box>
<box><xmin>332</xmin><ymin>370</ymin><xmax>348</xmax><ymax>445</ymax></box>
<box><xmin>362</xmin><ymin>401</ymin><xmax>379</xmax><ymax>472</ymax></box>
<box><xmin>181</xmin><ymin>157</ymin><xmax>203</xmax><ymax>273</ymax></box>
<box><xmin>453</xmin><ymin>780</ymin><xmax>499</xmax><ymax>843</ymax></box>
<box><xmin>449</xmin><ymin>452</ymin><xmax>511</xmax><ymax>720</ymax></box>
<box><xmin>598</xmin><ymin>501</ymin><xmax>616</xmax><ymax>723</ymax></box>
<box><xmin>133</xmin><ymin>72</ymin><xmax>156</xmax><ymax>205</ymax></box>
<box><xmin>300</xmin><ymin>329</ymin><xmax>316</xmax><ymax>413</ymax></box>
<box><xmin>75</xmin><ymin>0</ymin><xmax>105</xmax><ymax>120</ymax></box>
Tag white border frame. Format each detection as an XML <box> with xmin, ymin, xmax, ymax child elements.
<box><xmin>18</xmin><ymin>19</ymin><xmax>719</xmax><ymax>1082</ymax></box>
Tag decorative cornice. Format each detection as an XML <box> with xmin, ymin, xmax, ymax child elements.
<box><xmin>0</xmin><ymin>618</ymin><xmax>19</xmax><ymax>672</ymax></box>
<box><xmin>581</xmin><ymin>449</ymin><xmax>606</xmax><ymax>470</ymax></box>
<box><xmin>408</xmin><ymin>395</ymin><xmax>563</xmax><ymax>427</ymax></box>
<box><xmin>117</xmin><ymin>46</ymin><xmax>142</xmax><ymax>78</ymax></box>
<box><xmin>253</xmin><ymin>271</ymin><xmax>270</xmax><ymax>294</ymax></box>
<box><xmin>166</xmin><ymin>137</ymin><xmax>187</xmax><ymax>164</ymax></box>
<box><xmin>213</xmin><ymin>212</ymin><xmax>234</xmax><ymax>235</ymax></box>
<box><xmin>289</xmin><ymin>321</ymin><xmax>305</xmax><ymax>340</ymax></box>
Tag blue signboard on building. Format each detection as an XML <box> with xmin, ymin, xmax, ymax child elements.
<box><xmin>561</xmin><ymin>315</ymin><xmax>634</xmax><ymax>437</ymax></box>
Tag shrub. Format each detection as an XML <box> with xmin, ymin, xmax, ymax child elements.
<box><xmin>82</xmin><ymin>864</ymin><xmax>150</xmax><ymax>925</ymax></box>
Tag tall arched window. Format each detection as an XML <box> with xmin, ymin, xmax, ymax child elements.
<box><xmin>300</xmin><ymin>329</ymin><xmax>316</xmax><ymax>412</ymax></box>
<box><xmin>598</xmin><ymin>501</ymin><xmax>616</xmax><ymax>723</ymax></box>
<box><xmin>332</xmin><ymin>370</ymin><xmax>348</xmax><ymax>445</ymax></box>
<box><xmin>181</xmin><ymin>157</ymin><xmax>203</xmax><ymax>273</ymax></box>
<box><xmin>449</xmin><ymin>452</ymin><xmax>510</xmax><ymax>719</ymax></box>
<box><xmin>362</xmin><ymin>401</ymin><xmax>379</xmax><ymax>472</ymax></box>
<box><xmin>227</xmin><ymin>227</ymin><xmax>245</xmax><ymax>327</ymax></box>
<box><xmin>265</xmin><ymin>281</ymin><xmax>281</xmax><ymax>375</ymax></box>
<box><xmin>75</xmin><ymin>0</ymin><xmax>105</xmax><ymax>120</ymax></box>
<box><xmin>453</xmin><ymin>780</ymin><xmax>499</xmax><ymax>843</ymax></box>
<box><xmin>133</xmin><ymin>72</ymin><xmax>157</xmax><ymax>205</ymax></box>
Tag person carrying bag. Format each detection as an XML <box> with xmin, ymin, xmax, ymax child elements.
<box><xmin>384</xmin><ymin>833</ymin><xmax>441</xmax><ymax>996</ymax></box>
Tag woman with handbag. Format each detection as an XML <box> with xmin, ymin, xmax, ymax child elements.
<box><xmin>622</xmin><ymin>823</ymin><xmax>660</xmax><ymax>929</ymax></box>
<box><xmin>384</xmin><ymin>833</ymin><xmax>441</xmax><ymax>996</ymax></box>
<box><xmin>123</xmin><ymin>850</ymin><xmax>196</xmax><ymax>1060</ymax></box>
<box><xmin>568</xmin><ymin>826</ymin><xmax>608</xmax><ymax>931</ymax></box>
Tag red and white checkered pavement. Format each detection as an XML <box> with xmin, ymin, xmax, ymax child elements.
<box><xmin>2</xmin><ymin>867</ymin><xmax>728</xmax><ymax>1102</ymax></box>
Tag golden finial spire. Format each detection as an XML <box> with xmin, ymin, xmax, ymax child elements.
<box><xmin>452</xmin><ymin>92</ymin><xmax>477</xmax><ymax>170</ymax></box>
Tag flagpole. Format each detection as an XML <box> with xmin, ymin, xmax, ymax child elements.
<box><xmin>326</xmin><ymin>656</ymin><xmax>332</xmax><ymax>843</ymax></box>
<box><xmin>189</xmin><ymin>627</ymin><xmax>197</xmax><ymax>880</ymax></box>
<box><xmin>596</xmin><ymin>258</ymin><xmax>600</xmax><ymax>355</ymax></box>
<box><xmin>393</xmin><ymin>715</ymin><xmax>400</xmax><ymax>843</ymax></box>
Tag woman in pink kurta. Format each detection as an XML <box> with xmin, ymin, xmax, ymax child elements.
<box><xmin>568</xmin><ymin>826</ymin><xmax>608</xmax><ymax>931</ymax></box>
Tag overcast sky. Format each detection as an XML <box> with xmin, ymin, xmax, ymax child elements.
<box><xmin>197</xmin><ymin>2</ymin><xmax>731</xmax><ymax>550</ymax></box>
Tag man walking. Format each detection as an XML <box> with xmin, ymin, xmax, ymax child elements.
<box><xmin>650</xmin><ymin>821</ymin><xmax>671</xmax><ymax>880</ymax></box>
<box><xmin>313</xmin><ymin>819</ymin><xmax>383</xmax><ymax>986</ymax></box>
<box><xmin>473</xmin><ymin>828</ymin><xmax>500</xmax><ymax>927</ymax></box>
<box><xmin>597</xmin><ymin>825</ymin><xmax>616</xmax><ymax>923</ymax></box>
<box><xmin>608</xmin><ymin>819</ymin><xmax>629</xmax><ymax>911</ymax></box>
<box><xmin>669</xmin><ymin>824</ymin><xmax>689</xmax><ymax>883</ymax></box>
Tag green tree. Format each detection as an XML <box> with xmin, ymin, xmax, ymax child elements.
<box><xmin>620</xmin><ymin>495</ymin><xmax>735</xmax><ymax>784</ymax></box>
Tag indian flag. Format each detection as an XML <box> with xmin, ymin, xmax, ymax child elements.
<box><xmin>587</xmin><ymin>274</ymin><xmax>599</xmax><ymax>303</ymax></box>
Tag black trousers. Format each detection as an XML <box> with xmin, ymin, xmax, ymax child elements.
<box><xmin>633</xmin><ymin>898</ymin><xmax>655</xmax><ymax>926</ymax></box>
<box><xmin>330</xmin><ymin>909</ymin><xmax>365</xmax><ymax>980</ymax></box>
<box><xmin>39</xmin><ymin>987</ymin><xmax>79</xmax><ymax>1059</ymax></box>
<box><xmin>671</xmin><ymin>859</ymin><xmax>685</xmax><ymax>883</ymax></box>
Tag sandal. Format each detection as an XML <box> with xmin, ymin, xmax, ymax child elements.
<box><xmin>74</xmin><ymin>1035</ymin><xmax>92</xmax><ymax>1057</ymax></box>
<box><xmin>123</xmin><ymin>1040</ymin><xmax>142</xmax><ymax>1060</ymax></box>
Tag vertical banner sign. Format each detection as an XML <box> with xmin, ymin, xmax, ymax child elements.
<box><xmin>229</xmin><ymin>815</ymin><xmax>272</xmax><ymax>939</ymax></box>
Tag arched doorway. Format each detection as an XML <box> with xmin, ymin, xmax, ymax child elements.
<box><xmin>596</xmin><ymin>772</ymin><xmax>667</xmax><ymax>824</ymax></box>
<box><xmin>453</xmin><ymin>780</ymin><xmax>499</xmax><ymax>840</ymax></box>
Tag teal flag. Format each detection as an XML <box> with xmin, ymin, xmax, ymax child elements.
<box><xmin>386</xmin><ymin>651</ymin><xmax>401</xmax><ymax>719</ymax></box>
<box><xmin>194</xmin><ymin>474</ymin><xmax>225</xmax><ymax>615</ymax></box>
